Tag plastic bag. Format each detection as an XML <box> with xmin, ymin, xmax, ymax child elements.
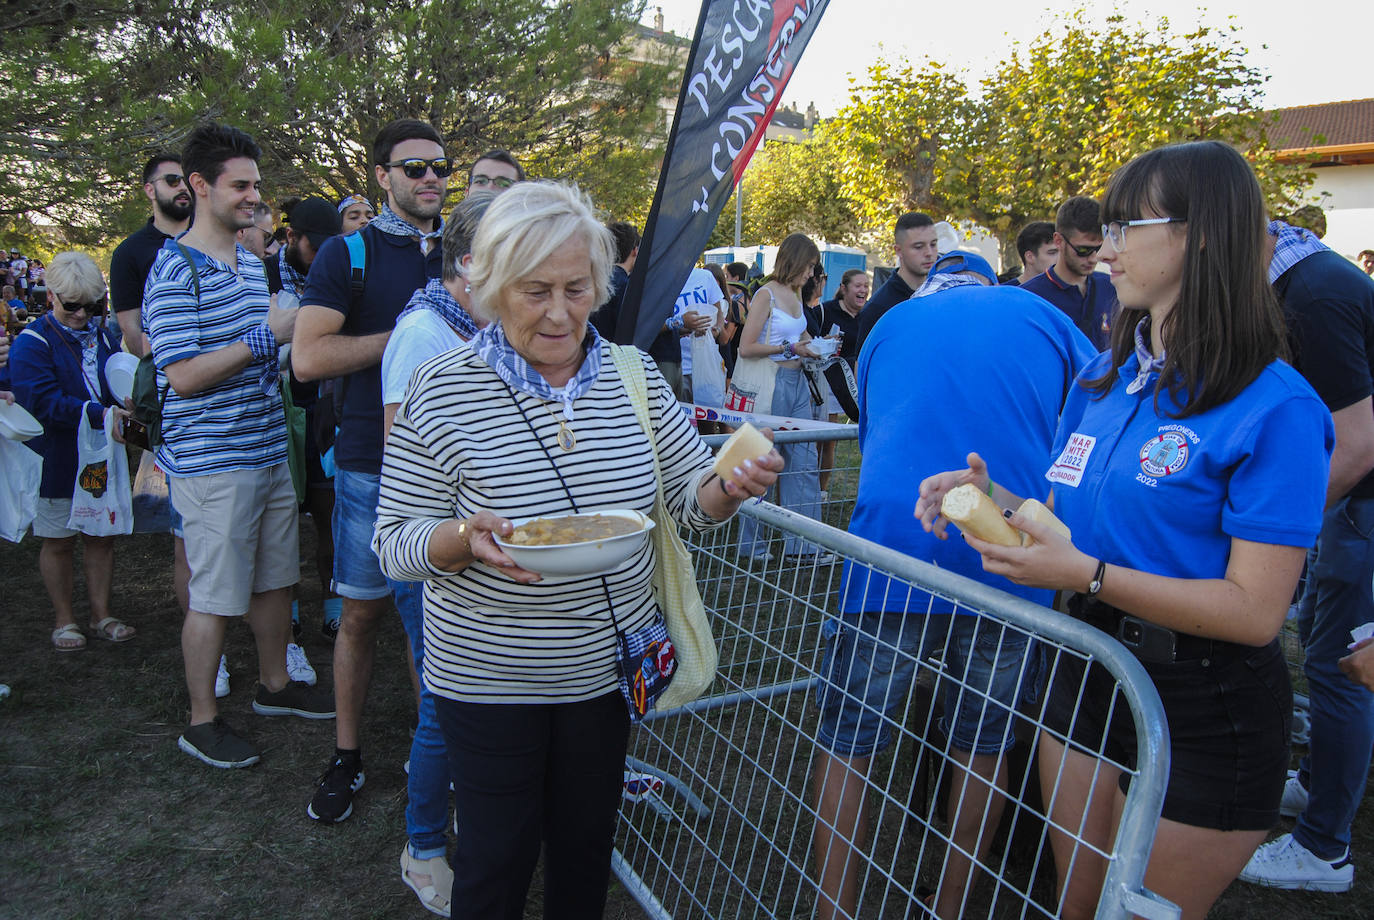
<box><xmin>0</xmin><ymin>437</ymin><xmax>41</xmax><ymax>542</ymax></box>
<box><xmin>689</xmin><ymin>333</ymin><xmax>727</xmax><ymax>408</ymax></box>
<box><xmin>67</xmin><ymin>408</ymin><xmax>133</xmax><ymax>537</ymax></box>
<box><xmin>132</xmin><ymin>448</ymin><xmax>171</xmax><ymax>534</ymax></box>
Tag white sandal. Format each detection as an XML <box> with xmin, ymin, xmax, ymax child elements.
<box><xmin>400</xmin><ymin>846</ymin><xmax>453</xmax><ymax>917</ymax></box>
<box><xmin>51</xmin><ymin>623</ymin><xmax>86</xmax><ymax>651</ymax></box>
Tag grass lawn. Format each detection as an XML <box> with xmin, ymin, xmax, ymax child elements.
<box><xmin>1</xmin><ymin>466</ymin><xmax>1370</xmax><ymax>918</ymax></box>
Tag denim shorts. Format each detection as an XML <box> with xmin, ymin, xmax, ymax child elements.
<box><xmin>1044</xmin><ymin>619</ymin><xmax>1292</xmax><ymax>832</ymax></box>
<box><xmin>331</xmin><ymin>467</ymin><xmax>391</xmax><ymax>601</ymax></box>
<box><xmin>815</xmin><ymin>611</ymin><xmax>1036</xmax><ymax>758</ymax></box>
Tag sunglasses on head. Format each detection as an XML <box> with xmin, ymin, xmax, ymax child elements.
<box><xmin>385</xmin><ymin>157</ymin><xmax>454</xmax><ymax>179</ymax></box>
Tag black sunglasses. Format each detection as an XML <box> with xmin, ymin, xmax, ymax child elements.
<box><xmin>154</xmin><ymin>173</ymin><xmax>185</xmax><ymax>188</ymax></box>
<box><xmin>384</xmin><ymin>158</ymin><xmax>454</xmax><ymax>179</ymax></box>
<box><xmin>1059</xmin><ymin>237</ymin><xmax>1102</xmax><ymax>258</ymax></box>
<box><xmin>57</xmin><ymin>294</ymin><xmax>108</xmax><ymax>315</ymax></box>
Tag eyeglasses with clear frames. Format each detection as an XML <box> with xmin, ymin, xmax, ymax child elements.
<box><xmin>1102</xmin><ymin>217</ymin><xmax>1187</xmax><ymax>252</ymax></box>
<box><xmin>469</xmin><ymin>174</ymin><xmax>515</xmax><ymax>189</ymax></box>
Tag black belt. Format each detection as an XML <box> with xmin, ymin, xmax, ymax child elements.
<box><xmin>1067</xmin><ymin>594</ymin><xmax>1221</xmax><ymax>664</ymax></box>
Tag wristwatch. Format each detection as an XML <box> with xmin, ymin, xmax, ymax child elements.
<box><xmin>1087</xmin><ymin>559</ymin><xmax>1107</xmax><ymax>596</ymax></box>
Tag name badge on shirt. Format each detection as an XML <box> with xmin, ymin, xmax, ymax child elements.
<box><xmin>1046</xmin><ymin>433</ymin><xmax>1096</xmax><ymax>488</ymax></box>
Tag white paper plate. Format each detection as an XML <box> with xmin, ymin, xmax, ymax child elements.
<box><xmin>0</xmin><ymin>400</ymin><xmax>43</xmax><ymax>441</ymax></box>
<box><xmin>493</xmin><ymin>509</ymin><xmax>655</xmax><ymax>577</ymax></box>
<box><xmin>809</xmin><ymin>338</ymin><xmax>839</xmax><ymax>358</ymax></box>
<box><xmin>104</xmin><ymin>352</ymin><xmax>139</xmax><ymax>404</ymax></box>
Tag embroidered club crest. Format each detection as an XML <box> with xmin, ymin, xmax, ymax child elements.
<box><xmin>1139</xmin><ymin>431</ymin><xmax>1189</xmax><ymax>477</ymax></box>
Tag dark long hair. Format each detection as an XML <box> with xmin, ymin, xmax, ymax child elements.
<box><xmin>1085</xmin><ymin>141</ymin><xmax>1287</xmax><ymax>417</ymax></box>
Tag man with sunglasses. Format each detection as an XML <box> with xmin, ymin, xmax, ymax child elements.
<box><xmin>1021</xmin><ymin>196</ymin><xmax>1117</xmax><ymax>350</ymax></box>
<box><xmin>294</xmin><ymin>118</ymin><xmax>449</xmax><ymax>825</ymax></box>
<box><xmin>110</xmin><ymin>153</ymin><xmax>193</xmax><ymax>356</ymax></box>
<box><xmin>465</xmin><ymin>148</ymin><xmax>524</xmax><ymax>198</ymax></box>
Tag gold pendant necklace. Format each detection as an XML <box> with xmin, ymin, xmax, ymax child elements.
<box><xmin>544</xmin><ymin>401</ymin><xmax>576</xmax><ymax>451</ymax></box>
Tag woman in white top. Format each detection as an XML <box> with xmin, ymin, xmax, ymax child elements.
<box><xmin>735</xmin><ymin>232</ymin><xmax>830</xmax><ymax>562</ymax></box>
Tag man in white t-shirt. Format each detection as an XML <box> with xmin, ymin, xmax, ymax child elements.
<box><xmin>670</xmin><ymin>265</ymin><xmax>725</xmax><ymax>402</ymax></box>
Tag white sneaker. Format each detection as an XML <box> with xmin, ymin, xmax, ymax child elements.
<box><xmin>1239</xmin><ymin>833</ymin><xmax>1353</xmax><ymax>892</ymax></box>
<box><xmin>286</xmin><ymin>643</ymin><xmax>317</xmax><ymax>686</ymax></box>
<box><xmin>1280</xmin><ymin>769</ymin><xmax>1309</xmax><ymax>819</ymax></box>
<box><xmin>215</xmin><ymin>655</ymin><xmax>230</xmax><ymax>699</ymax></box>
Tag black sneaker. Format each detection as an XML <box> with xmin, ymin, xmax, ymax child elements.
<box><xmin>321</xmin><ymin>619</ymin><xmax>340</xmax><ymax>642</ymax></box>
<box><xmin>252</xmin><ymin>680</ymin><xmax>336</xmax><ymax>719</ymax></box>
<box><xmin>178</xmin><ymin>717</ymin><xmax>260</xmax><ymax>769</ymax></box>
<box><xmin>308</xmin><ymin>755</ymin><xmax>365</xmax><ymax>823</ymax></box>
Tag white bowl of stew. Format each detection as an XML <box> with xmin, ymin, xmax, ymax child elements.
<box><xmin>493</xmin><ymin>509</ymin><xmax>656</xmax><ymax>577</ymax></box>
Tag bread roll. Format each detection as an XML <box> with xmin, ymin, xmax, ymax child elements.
<box><xmin>941</xmin><ymin>483</ymin><xmax>1021</xmax><ymax>546</ymax></box>
<box><xmin>1016</xmin><ymin>498</ymin><xmax>1071</xmax><ymax>546</ymax></box>
<box><xmin>713</xmin><ymin>422</ymin><xmax>773</xmax><ymax>485</ymax></box>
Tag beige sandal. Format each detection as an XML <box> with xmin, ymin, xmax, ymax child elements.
<box><xmin>400</xmin><ymin>846</ymin><xmax>453</xmax><ymax>917</ymax></box>
<box><xmin>52</xmin><ymin>623</ymin><xmax>86</xmax><ymax>651</ymax></box>
<box><xmin>90</xmin><ymin>617</ymin><xmax>135</xmax><ymax>643</ymax></box>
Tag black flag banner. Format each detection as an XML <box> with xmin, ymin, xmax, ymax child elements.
<box><xmin>615</xmin><ymin>0</ymin><xmax>830</xmax><ymax>349</ymax></box>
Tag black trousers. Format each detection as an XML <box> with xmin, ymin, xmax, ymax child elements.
<box><xmin>434</xmin><ymin>690</ymin><xmax>631</xmax><ymax>920</ymax></box>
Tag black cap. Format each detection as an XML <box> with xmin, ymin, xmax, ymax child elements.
<box><xmin>287</xmin><ymin>197</ymin><xmax>342</xmax><ymax>249</ymax></box>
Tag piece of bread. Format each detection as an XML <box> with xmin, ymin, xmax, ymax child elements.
<box><xmin>713</xmin><ymin>422</ymin><xmax>773</xmax><ymax>486</ymax></box>
<box><xmin>941</xmin><ymin>483</ymin><xmax>1021</xmax><ymax>546</ymax></box>
<box><xmin>1016</xmin><ymin>498</ymin><xmax>1071</xmax><ymax>546</ymax></box>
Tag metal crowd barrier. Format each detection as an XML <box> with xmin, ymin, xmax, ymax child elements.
<box><xmin>612</xmin><ymin>427</ymin><xmax>1178</xmax><ymax>919</ymax></box>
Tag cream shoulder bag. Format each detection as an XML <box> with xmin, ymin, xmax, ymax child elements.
<box><xmin>609</xmin><ymin>344</ymin><xmax>717</xmax><ymax>710</ymax></box>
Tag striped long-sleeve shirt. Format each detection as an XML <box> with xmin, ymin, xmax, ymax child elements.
<box><xmin>373</xmin><ymin>342</ymin><xmax>721</xmax><ymax>704</ymax></box>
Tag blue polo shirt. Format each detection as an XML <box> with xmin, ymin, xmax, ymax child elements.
<box><xmin>840</xmin><ymin>285</ymin><xmax>1098</xmax><ymax>615</ymax></box>
<box><xmin>1021</xmin><ymin>264</ymin><xmax>1117</xmax><ymax>351</ymax></box>
<box><xmin>1047</xmin><ymin>352</ymin><xmax>1333</xmax><ymax>581</ymax></box>
<box><xmin>302</xmin><ymin>224</ymin><xmax>442</xmax><ymax>474</ymax></box>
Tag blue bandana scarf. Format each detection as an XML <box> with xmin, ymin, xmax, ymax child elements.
<box><xmin>369</xmin><ymin>204</ymin><xmax>443</xmax><ymax>251</ymax></box>
<box><xmin>1267</xmin><ymin>220</ymin><xmax>1329</xmax><ymax>284</ymax></box>
<box><xmin>912</xmin><ymin>272</ymin><xmax>985</xmax><ymax>299</ymax></box>
<box><xmin>1126</xmin><ymin>317</ymin><xmax>1166</xmax><ymax>395</ymax></box>
<box><xmin>472</xmin><ymin>321</ymin><xmax>602</xmax><ymax>421</ymax></box>
<box><xmin>398</xmin><ymin>278</ymin><xmax>477</xmax><ymax>340</ymax></box>
<box><xmin>279</xmin><ymin>256</ymin><xmax>307</xmax><ymax>296</ymax></box>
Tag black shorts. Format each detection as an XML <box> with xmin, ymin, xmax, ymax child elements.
<box><xmin>1044</xmin><ymin>602</ymin><xmax>1291</xmax><ymax>832</ymax></box>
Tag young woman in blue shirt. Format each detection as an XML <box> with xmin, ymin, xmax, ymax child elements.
<box><xmin>916</xmin><ymin>141</ymin><xmax>1333</xmax><ymax>919</ymax></box>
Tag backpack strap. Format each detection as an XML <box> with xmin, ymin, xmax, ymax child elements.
<box><xmin>344</xmin><ymin>230</ymin><xmax>367</xmax><ymax>302</ymax></box>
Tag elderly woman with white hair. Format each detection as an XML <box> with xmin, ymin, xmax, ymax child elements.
<box><xmin>9</xmin><ymin>251</ymin><xmax>134</xmax><ymax>650</ymax></box>
<box><xmin>373</xmin><ymin>180</ymin><xmax>783</xmax><ymax>918</ymax></box>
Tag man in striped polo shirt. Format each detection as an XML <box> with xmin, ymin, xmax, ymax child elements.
<box><xmin>144</xmin><ymin>121</ymin><xmax>335</xmax><ymax>770</ymax></box>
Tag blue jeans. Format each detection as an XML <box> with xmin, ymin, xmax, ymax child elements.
<box><xmin>392</xmin><ymin>579</ymin><xmax>450</xmax><ymax>858</ymax></box>
<box><xmin>1294</xmin><ymin>496</ymin><xmax>1374</xmax><ymax>859</ymax></box>
<box><xmin>331</xmin><ymin>468</ymin><xmax>391</xmax><ymax>601</ymax></box>
<box><xmin>739</xmin><ymin>366</ymin><xmax>822</xmax><ymax>556</ymax></box>
<box><xmin>815</xmin><ymin>611</ymin><xmax>1035</xmax><ymax>758</ymax></box>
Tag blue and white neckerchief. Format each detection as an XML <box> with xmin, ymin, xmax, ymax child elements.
<box><xmin>52</xmin><ymin>314</ymin><xmax>101</xmax><ymax>399</ymax></box>
<box><xmin>369</xmin><ymin>204</ymin><xmax>443</xmax><ymax>253</ymax></box>
<box><xmin>279</xmin><ymin>256</ymin><xmax>307</xmax><ymax>296</ymax></box>
<box><xmin>1126</xmin><ymin>317</ymin><xmax>1166</xmax><ymax>395</ymax></box>
<box><xmin>397</xmin><ymin>278</ymin><xmax>477</xmax><ymax>341</ymax></box>
<box><xmin>1268</xmin><ymin>219</ymin><xmax>1329</xmax><ymax>284</ymax></box>
<box><xmin>471</xmin><ymin>321</ymin><xmax>602</xmax><ymax>421</ymax></box>
<box><xmin>912</xmin><ymin>272</ymin><xmax>984</xmax><ymax>300</ymax></box>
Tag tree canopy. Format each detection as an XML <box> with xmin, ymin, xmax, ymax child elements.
<box><xmin>2</xmin><ymin>0</ymin><xmax>677</xmax><ymax>250</ymax></box>
<box><xmin>762</xmin><ymin>11</ymin><xmax>1315</xmax><ymax>263</ymax></box>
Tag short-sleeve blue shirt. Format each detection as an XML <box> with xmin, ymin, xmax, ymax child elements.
<box><xmin>841</xmin><ymin>285</ymin><xmax>1099</xmax><ymax>615</ymax></box>
<box><xmin>1047</xmin><ymin>352</ymin><xmax>1333</xmax><ymax>580</ymax></box>
<box><xmin>143</xmin><ymin>241</ymin><xmax>286</xmax><ymax>477</ymax></box>
<box><xmin>301</xmin><ymin>224</ymin><xmax>442</xmax><ymax>474</ymax></box>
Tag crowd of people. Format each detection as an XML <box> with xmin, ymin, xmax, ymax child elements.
<box><xmin>2</xmin><ymin>117</ymin><xmax>1374</xmax><ymax>920</ymax></box>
